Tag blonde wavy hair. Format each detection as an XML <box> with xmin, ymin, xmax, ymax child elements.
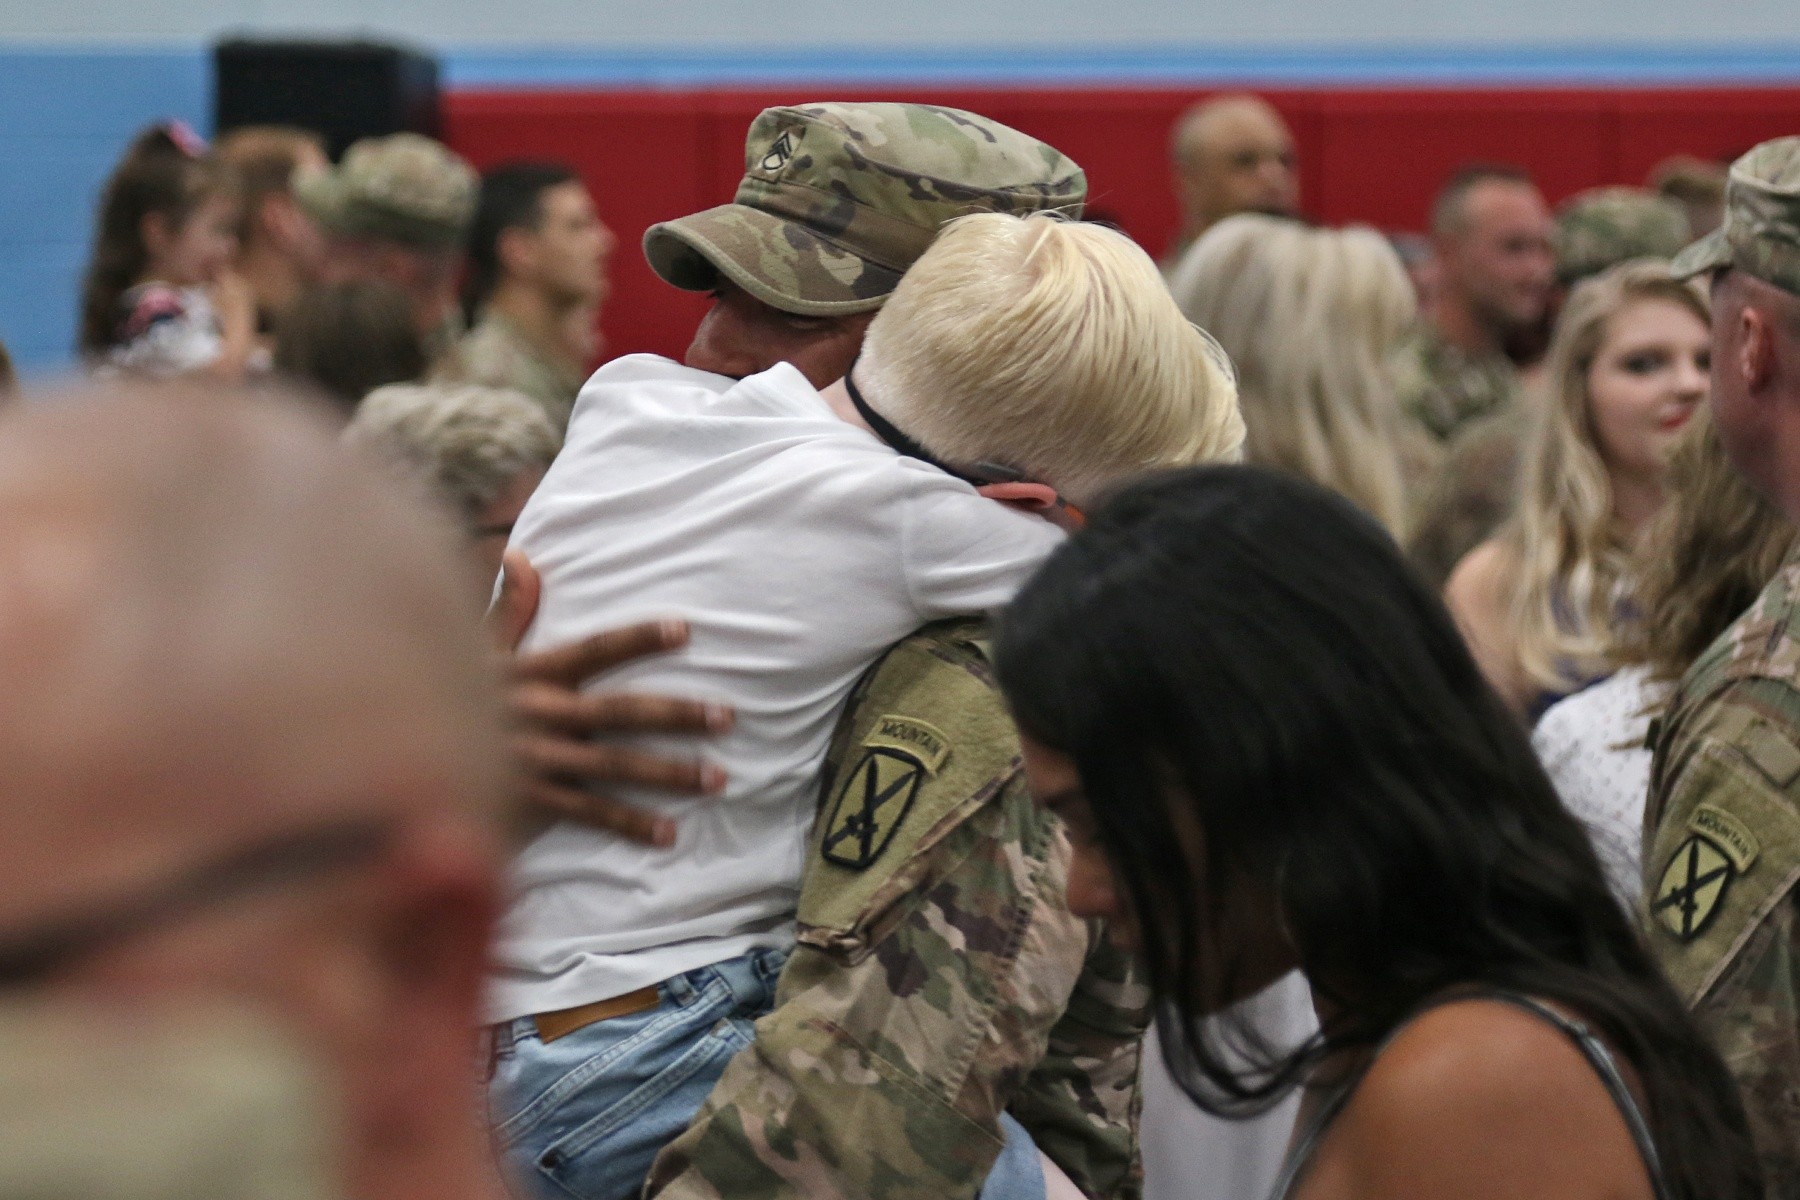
<box><xmin>858</xmin><ymin>212</ymin><xmax>1244</xmax><ymax>506</ymax></box>
<box><xmin>1167</xmin><ymin>213</ymin><xmax>1416</xmax><ymax>535</ymax></box>
<box><xmin>1507</xmin><ymin>258</ymin><xmax>1711</xmax><ymax>693</ymax></box>
<box><xmin>1617</xmin><ymin>407</ymin><xmax>1794</xmax><ymax>689</ymax></box>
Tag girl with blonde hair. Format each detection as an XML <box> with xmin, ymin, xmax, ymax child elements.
<box><xmin>1446</xmin><ymin>258</ymin><xmax>1711</xmax><ymax>719</ymax></box>
<box><xmin>1168</xmin><ymin>212</ymin><xmax>1421</xmax><ymax>536</ymax></box>
<box><xmin>1533</xmin><ymin>409</ymin><xmax>1794</xmax><ymax>901</ymax></box>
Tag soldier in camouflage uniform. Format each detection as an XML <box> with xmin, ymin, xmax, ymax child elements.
<box><xmin>646</xmin><ymin>621</ymin><xmax>1149</xmax><ymax>1200</ymax></box>
<box><xmin>1646</xmin><ymin>136</ymin><xmax>1800</xmax><ymax>1197</ymax></box>
<box><xmin>1389</xmin><ymin>166</ymin><xmax>1554</xmax><ymax>442</ymax></box>
<box><xmin>295</xmin><ymin>133</ymin><xmax>478</xmax><ymax>359</ymax></box>
<box><xmin>437</xmin><ymin>164</ymin><xmax>613</xmax><ymax>435</ymax></box>
<box><xmin>496</xmin><ymin>103</ymin><xmax>1151</xmax><ymax>1200</ymax></box>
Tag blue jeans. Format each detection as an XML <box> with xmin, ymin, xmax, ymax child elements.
<box><xmin>981</xmin><ymin>1112</ymin><xmax>1047</xmax><ymax>1200</ymax></box>
<box><xmin>488</xmin><ymin>947</ymin><xmax>787</xmax><ymax>1200</ymax></box>
<box><xmin>489</xmin><ymin>946</ymin><xmax>1045</xmax><ymax>1200</ymax></box>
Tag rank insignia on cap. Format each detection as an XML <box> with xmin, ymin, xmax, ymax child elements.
<box><xmin>1653</xmin><ymin>833</ymin><xmax>1737</xmax><ymax>942</ymax></box>
<box><xmin>820</xmin><ymin>747</ymin><xmax>924</xmax><ymax>870</ymax></box>
<box><xmin>760</xmin><ymin>131</ymin><xmax>797</xmax><ymax>172</ymax></box>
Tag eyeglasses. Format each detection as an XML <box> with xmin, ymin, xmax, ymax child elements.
<box><xmin>0</xmin><ymin>816</ymin><xmax>396</xmax><ymax>988</ymax></box>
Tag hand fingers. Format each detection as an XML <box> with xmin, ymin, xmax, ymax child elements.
<box><xmin>516</xmin><ymin>733</ymin><xmax>727</xmax><ymax>795</ymax></box>
<box><xmin>511</xmin><ymin>681</ymin><xmax>732</xmax><ymax>736</ymax></box>
<box><xmin>513</xmin><ymin>619</ymin><xmax>691</xmax><ymax>686</ymax></box>
<box><xmin>489</xmin><ymin>550</ymin><xmax>543</xmax><ymax>652</ymax></box>
<box><xmin>523</xmin><ymin>780</ymin><xmax>677</xmax><ymax>847</ymax></box>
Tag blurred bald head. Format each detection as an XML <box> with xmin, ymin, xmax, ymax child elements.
<box><xmin>1170</xmin><ymin>94</ymin><xmax>1299</xmax><ymax>249</ymax></box>
<box><xmin>0</xmin><ymin>383</ymin><xmax>503</xmax><ymax>885</ymax></box>
<box><xmin>0</xmin><ymin>381</ymin><xmax>511</xmax><ymax>1200</ymax></box>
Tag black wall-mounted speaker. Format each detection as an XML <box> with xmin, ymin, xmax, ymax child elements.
<box><xmin>214</xmin><ymin>39</ymin><xmax>440</xmax><ymax>159</ymax></box>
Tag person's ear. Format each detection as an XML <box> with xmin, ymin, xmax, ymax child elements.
<box><xmin>359</xmin><ymin>817</ymin><xmax>499</xmax><ymax>1093</ymax></box>
<box><xmin>262</xmin><ymin>194</ymin><xmax>303</xmax><ymax>248</ymax></box>
<box><xmin>1742</xmin><ymin>307</ymin><xmax>1775</xmax><ymax>393</ymax></box>
<box><xmin>976</xmin><ymin>481</ymin><xmax>1085</xmax><ymax>530</ymax></box>
<box><xmin>497</xmin><ymin>226</ymin><xmax>538</xmax><ymax>281</ymax></box>
<box><xmin>140</xmin><ymin>211</ymin><xmax>175</xmax><ymax>263</ymax></box>
<box><xmin>336</xmin><ymin>815</ymin><xmax>501</xmax><ymax>1192</ymax></box>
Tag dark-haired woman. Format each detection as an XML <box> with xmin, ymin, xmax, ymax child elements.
<box><xmin>78</xmin><ymin>123</ymin><xmax>256</xmax><ymax>380</ymax></box>
<box><xmin>995</xmin><ymin>465</ymin><xmax>1761</xmax><ymax>1200</ymax></box>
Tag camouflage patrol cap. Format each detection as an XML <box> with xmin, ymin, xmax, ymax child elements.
<box><xmin>1671</xmin><ymin>136</ymin><xmax>1800</xmax><ymax>295</ymax></box>
<box><xmin>1554</xmin><ymin>187</ymin><xmax>1691</xmax><ymax>286</ymax></box>
<box><xmin>643</xmin><ymin>102</ymin><xmax>1087</xmax><ymax>316</ymax></box>
<box><xmin>295</xmin><ymin>133</ymin><xmax>477</xmax><ymax>251</ymax></box>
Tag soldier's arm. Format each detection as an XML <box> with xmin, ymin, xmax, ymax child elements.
<box><xmin>1007</xmin><ymin>914</ymin><xmax>1151</xmax><ymax>1200</ymax></box>
<box><xmin>645</xmin><ymin>628</ymin><xmax>1147</xmax><ymax>1200</ymax></box>
<box><xmin>1697</xmin><ymin>893</ymin><xmax>1800</xmax><ymax>1195</ymax></box>
<box><xmin>1645</xmin><ymin>683</ymin><xmax>1800</xmax><ymax>1193</ymax></box>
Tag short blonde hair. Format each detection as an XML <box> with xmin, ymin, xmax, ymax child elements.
<box><xmin>857</xmin><ymin>213</ymin><xmax>1243</xmax><ymax>506</ymax></box>
<box><xmin>1169</xmin><ymin>213</ymin><xmax>1417</xmax><ymax>536</ymax></box>
<box><xmin>346</xmin><ymin>383</ymin><xmax>558</xmax><ymax>526</ymax></box>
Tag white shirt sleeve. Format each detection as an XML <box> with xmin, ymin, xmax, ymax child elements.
<box><xmin>898</xmin><ymin>465</ymin><xmax>1066</xmax><ymax>620</ymax></box>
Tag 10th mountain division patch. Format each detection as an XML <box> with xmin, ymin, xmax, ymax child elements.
<box><xmin>818</xmin><ymin>715</ymin><xmax>952</xmax><ymax>871</ymax></box>
<box><xmin>1652</xmin><ymin>802</ymin><xmax>1762</xmax><ymax>942</ymax></box>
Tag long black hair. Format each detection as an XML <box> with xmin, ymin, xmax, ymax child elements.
<box><xmin>995</xmin><ymin>465</ymin><xmax>1760</xmax><ymax>1199</ymax></box>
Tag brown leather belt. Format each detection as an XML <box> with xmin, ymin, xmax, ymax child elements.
<box><xmin>533</xmin><ymin>986</ymin><xmax>661</xmax><ymax>1043</ymax></box>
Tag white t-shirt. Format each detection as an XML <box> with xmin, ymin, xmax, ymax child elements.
<box><xmin>490</xmin><ymin>355</ymin><xmax>1064</xmax><ymax>1021</ymax></box>
<box><xmin>1531</xmin><ymin>665</ymin><xmax>1664</xmax><ymax>908</ymax></box>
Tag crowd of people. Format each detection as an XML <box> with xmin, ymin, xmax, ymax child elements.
<box><xmin>2</xmin><ymin>89</ymin><xmax>1798</xmax><ymax>1200</ymax></box>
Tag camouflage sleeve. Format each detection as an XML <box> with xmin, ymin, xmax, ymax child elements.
<box><xmin>1007</xmin><ymin>914</ymin><xmax>1149</xmax><ymax>1199</ymax></box>
<box><xmin>1645</xmin><ymin>679</ymin><xmax>1800</xmax><ymax>1195</ymax></box>
<box><xmin>1693</xmin><ymin>892</ymin><xmax>1800</xmax><ymax>1197</ymax></box>
<box><xmin>644</xmin><ymin>624</ymin><xmax>1151</xmax><ymax>1200</ymax></box>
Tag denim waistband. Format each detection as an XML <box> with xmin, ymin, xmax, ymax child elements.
<box><xmin>490</xmin><ymin>944</ymin><xmax>789</xmax><ymax>1052</ymax></box>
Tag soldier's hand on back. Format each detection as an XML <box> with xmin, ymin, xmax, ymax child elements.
<box><xmin>493</xmin><ymin>551</ymin><xmax>732</xmax><ymax>847</ymax></box>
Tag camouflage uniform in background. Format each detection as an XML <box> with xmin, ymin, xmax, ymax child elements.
<box><xmin>1553</xmin><ymin>186</ymin><xmax>1692</xmax><ymax>288</ymax></box>
<box><xmin>293</xmin><ymin>133</ymin><xmax>479</xmax><ymax>362</ymax></box>
<box><xmin>647</xmin><ymin>621</ymin><xmax>1151</xmax><ymax>1200</ymax></box>
<box><xmin>435</xmin><ymin>311</ymin><xmax>584</xmax><ymax>435</ymax></box>
<box><xmin>1648</xmin><ymin>138</ymin><xmax>1800</xmax><ymax>1198</ymax></box>
<box><xmin>294</xmin><ymin>133</ymin><xmax>478</xmax><ymax>254</ymax></box>
<box><xmin>1388</xmin><ymin>324</ymin><xmax>1520</xmax><ymax>444</ymax></box>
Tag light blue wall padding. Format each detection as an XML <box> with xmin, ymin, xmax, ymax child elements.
<box><xmin>0</xmin><ymin>49</ymin><xmax>209</xmax><ymax>375</ymax></box>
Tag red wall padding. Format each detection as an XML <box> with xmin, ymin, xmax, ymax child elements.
<box><xmin>445</xmin><ymin>86</ymin><xmax>1800</xmax><ymax>364</ymax></box>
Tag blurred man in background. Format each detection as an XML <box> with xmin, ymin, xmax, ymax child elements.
<box><xmin>0</xmin><ymin>383</ymin><xmax>513</xmax><ymax>1200</ymax></box>
<box><xmin>1164</xmin><ymin>93</ymin><xmax>1299</xmax><ymax>267</ymax></box>
<box><xmin>214</xmin><ymin>126</ymin><xmax>331</xmax><ymax>333</ymax></box>
<box><xmin>439</xmin><ymin>162</ymin><xmax>613</xmax><ymax>434</ymax></box>
<box><xmin>297</xmin><ymin>132</ymin><xmax>478</xmax><ymax>354</ymax></box>
<box><xmin>1392</xmin><ymin>164</ymin><xmax>1555</xmax><ymax>443</ymax></box>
